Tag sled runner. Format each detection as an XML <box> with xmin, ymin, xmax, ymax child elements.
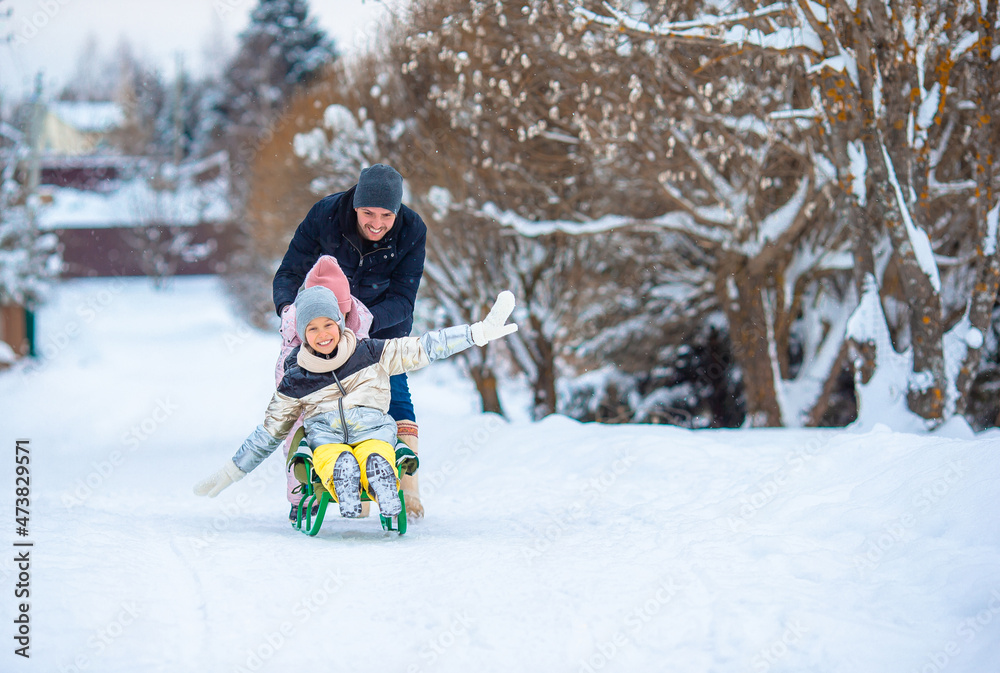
<box><xmin>286</xmin><ymin>427</ymin><xmax>408</xmax><ymax>536</ymax></box>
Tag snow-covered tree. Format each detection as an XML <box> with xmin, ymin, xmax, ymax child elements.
<box><xmin>57</xmin><ymin>34</ymin><xmax>121</xmax><ymax>102</ymax></box>
<box><xmin>391</xmin><ymin>0</ymin><xmax>1000</xmax><ymax>428</ymax></box>
<box><xmin>202</xmin><ymin>1</ymin><xmax>337</xmax><ymax>325</ymax></box>
<box><xmin>389</xmin><ymin>0</ymin><xmax>701</xmax><ymax>418</ymax></box>
<box><xmin>235</xmin><ymin>0</ymin><xmax>1000</xmax><ymax>429</ymax></box>
<box><xmin>292</xmin><ymin>103</ymin><xmax>377</xmax><ymax>194</ymax></box>
<box><xmin>392</xmin><ymin>0</ymin><xmax>847</xmax><ymax>425</ymax></box>
<box><xmin>226</xmin><ymin>74</ymin><xmax>341</xmax><ymax>328</ymax></box>
<box><xmin>0</xmin><ymin>121</ymin><xmax>59</xmax><ymax>309</ymax></box>
<box><xmin>215</xmin><ymin>0</ymin><xmax>337</xmax><ymax>168</ymax></box>
<box><xmin>54</xmin><ymin>38</ymin><xmax>163</xmax><ymax>155</ymax></box>
<box><xmin>563</xmin><ymin>0</ymin><xmax>1000</xmax><ymax>428</ymax></box>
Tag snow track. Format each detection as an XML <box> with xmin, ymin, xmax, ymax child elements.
<box><xmin>1</xmin><ymin>277</ymin><xmax>999</xmax><ymax>672</ymax></box>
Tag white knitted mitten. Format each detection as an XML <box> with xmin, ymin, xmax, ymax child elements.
<box><xmin>193</xmin><ymin>460</ymin><xmax>246</xmax><ymax>498</ymax></box>
<box><xmin>470</xmin><ymin>291</ymin><xmax>518</xmax><ymax>347</ymax></box>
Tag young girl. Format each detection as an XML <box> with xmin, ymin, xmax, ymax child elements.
<box><xmin>276</xmin><ymin>256</ymin><xmax>372</xmax><ymax>517</ymax></box>
<box><xmin>194</xmin><ymin>286</ymin><xmax>517</xmax><ymax>518</ymax></box>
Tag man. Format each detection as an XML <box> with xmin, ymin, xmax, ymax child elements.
<box><xmin>273</xmin><ymin>164</ymin><xmax>426</xmax><ymax>517</ymax></box>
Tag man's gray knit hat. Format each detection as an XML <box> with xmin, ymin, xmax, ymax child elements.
<box><xmin>294</xmin><ymin>286</ymin><xmax>345</xmax><ymax>342</ymax></box>
<box><xmin>353</xmin><ymin>163</ymin><xmax>403</xmax><ymax>215</ymax></box>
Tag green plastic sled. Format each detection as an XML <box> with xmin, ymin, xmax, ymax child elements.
<box><xmin>286</xmin><ymin>427</ymin><xmax>407</xmax><ymax>536</ymax></box>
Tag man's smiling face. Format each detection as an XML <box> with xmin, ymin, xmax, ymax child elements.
<box><xmin>355</xmin><ymin>207</ymin><xmax>396</xmax><ymax>242</ymax></box>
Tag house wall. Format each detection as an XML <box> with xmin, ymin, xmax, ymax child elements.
<box><xmin>42</xmin><ymin>114</ymin><xmax>102</xmax><ymax>156</ymax></box>
<box><xmin>41</xmin><ymin>164</ymin><xmax>121</xmax><ymax>189</ymax></box>
<box><xmin>54</xmin><ymin>222</ymin><xmax>241</xmax><ymax>278</ymax></box>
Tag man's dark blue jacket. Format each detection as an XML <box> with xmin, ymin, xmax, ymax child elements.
<box><xmin>272</xmin><ymin>186</ymin><xmax>427</xmax><ymax>339</ymax></box>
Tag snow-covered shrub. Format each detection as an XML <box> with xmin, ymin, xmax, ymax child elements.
<box><xmin>0</xmin><ymin>124</ymin><xmax>60</xmax><ymax>308</ymax></box>
<box><xmin>0</xmin><ymin>199</ymin><xmax>60</xmax><ymax>307</ymax></box>
<box><xmin>292</xmin><ymin>104</ymin><xmax>377</xmax><ymax>195</ymax></box>
<box><xmin>559</xmin><ymin>326</ymin><xmax>749</xmax><ymax>429</ymax></box>
<box><xmin>558</xmin><ymin>366</ymin><xmax>640</xmax><ymax>424</ymax></box>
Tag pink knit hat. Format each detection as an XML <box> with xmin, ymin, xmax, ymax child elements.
<box><xmin>304</xmin><ymin>255</ymin><xmax>352</xmax><ymax>314</ymax></box>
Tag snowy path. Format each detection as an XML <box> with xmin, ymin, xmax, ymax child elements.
<box><xmin>1</xmin><ymin>277</ymin><xmax>999</xmax><ymax>673</ymax></box>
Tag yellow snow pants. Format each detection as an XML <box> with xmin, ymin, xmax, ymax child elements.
<box><xmin>313</xmin><ymin>439</ymin><xmax>398</xmax><ymax>499</ymax></box>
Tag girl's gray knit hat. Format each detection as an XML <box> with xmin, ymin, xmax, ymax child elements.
<box><xmin>294</xmin><ymin>286</ymin><xmax>345</xmax><ymax>342</ymax></box>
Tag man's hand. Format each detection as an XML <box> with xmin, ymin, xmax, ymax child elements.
<box><xmin>395</xmin><ymin>446</ymin><xmax>420</xmax><ymax>476</ymax></box>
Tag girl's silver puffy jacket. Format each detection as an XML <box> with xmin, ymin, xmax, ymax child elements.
<box><xmin>232</xmin><ymin>325</ymin><xmax>475</xmax><ymax>474</ymax></box>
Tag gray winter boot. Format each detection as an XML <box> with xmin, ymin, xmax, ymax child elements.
<box><xmin>365</xmin><ymin>454</ymin><xmax>402</xmax><ymax>518</ymax></box>
<box><xmin>330</xmin><ymin>452</ymin><xmax>362</xmax><ymax>518</ymax></box>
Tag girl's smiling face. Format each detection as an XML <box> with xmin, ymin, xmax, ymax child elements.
<box><xmin>305</xmin><ymin>317</ymin><xmax>340</xmax><ymax>355</ymax></box>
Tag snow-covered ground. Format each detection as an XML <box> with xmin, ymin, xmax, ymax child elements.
<box><xmin>1</xmin><ymin>277</ymin><xmax>999</xmax><ymax>673</ymax></box>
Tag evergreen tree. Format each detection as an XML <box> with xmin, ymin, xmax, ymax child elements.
<box><xmin>211</xmin><ymin>0</ymin><xmax>336</xmax><ymax>326</ymax></box>
<box><xmin>152</xmin><ymin>64</ymin><xmax>229</xmax><ymax>162</ymax></box>
<box><xmin>214</xmin><ymin>0</ymin><xmax>337</xmax><ymax>164</ymax></box>
<box><xmin>0</xmin><ymin>121</ymin><xmax>59</xmax><ymax>309</ymax></box>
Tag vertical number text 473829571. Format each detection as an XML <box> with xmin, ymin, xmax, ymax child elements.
<box><xmin>14</xmin><ymin>439</ymin><xmax>32</xmax><ymax>659</ymax></box>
